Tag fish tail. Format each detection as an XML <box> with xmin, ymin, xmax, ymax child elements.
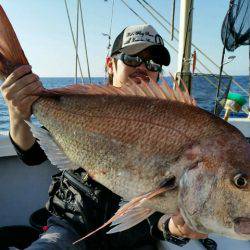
<box><xmin>0</xmin><ymin>5</ymin><xmax>28</xmax><ymax>80</ymax></box>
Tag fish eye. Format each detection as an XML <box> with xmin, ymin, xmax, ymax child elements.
<box><xmin>233</xmin><ymin>174</ymin><xmax>248</xmax><ymax>188</ymax></box>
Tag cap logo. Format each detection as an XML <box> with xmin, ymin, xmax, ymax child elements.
<box><xmin>123</xmin><ymin>30</ymin><xmax>163</xmax><ymax>46</ymax></box>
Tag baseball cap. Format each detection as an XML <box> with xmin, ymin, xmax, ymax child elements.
<box><xmin>110</xmin><ymin>24</ymin><xmax>170</xmax><ymax>66</ymax></box>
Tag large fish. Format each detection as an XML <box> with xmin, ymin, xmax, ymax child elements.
<box><xmin>0</xmin><ymin>5</ymin><xmax>249</xmax><ymax>241</ymax></box>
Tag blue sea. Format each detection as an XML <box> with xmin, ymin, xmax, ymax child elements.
<box><xmin>0</xmin><ymin>75</ymin><xmax>249</xmax><ymax>132</ymax></box>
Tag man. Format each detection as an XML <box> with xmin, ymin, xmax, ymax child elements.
<box><xmin>0</xmin><ymin>24</ymin><xmax>207</xmax><ymax>249</ymax></box>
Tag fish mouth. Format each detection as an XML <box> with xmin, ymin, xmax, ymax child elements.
<box><xmin>234</xmin><ymin>217</ymin><xmax>250</xmax><ymax>235</ymax></box>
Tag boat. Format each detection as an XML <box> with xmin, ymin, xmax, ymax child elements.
<box><xmin>0</xmin><ymin>0</ymin><xmax>249</xmax><ymax>249</ymax></box>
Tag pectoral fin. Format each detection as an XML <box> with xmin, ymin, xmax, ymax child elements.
<box><xmin>74</xmin><ymin>176</ymin><xmax>176</xmax><ymax>244</ymax></box>
<box><xmin>26</xmin><ymin>121</ymin><xmax>79</xmax><ymax>170</ymax></box>
<box><xmin>107</xmin><ymin>205</ymin><xmax>155</xmax><ymax>234</ymax></box>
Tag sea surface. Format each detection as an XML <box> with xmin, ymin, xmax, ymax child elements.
<box><xmin>0</xmin><ymin>75</ymin><xmax>249</xmax><ymax>132</ymax></box>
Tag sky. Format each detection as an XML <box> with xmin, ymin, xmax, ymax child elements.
<box><xmin>0</xmin><ymin>0</ymin><xmax>249</xmax><ymax>77</ymax></box>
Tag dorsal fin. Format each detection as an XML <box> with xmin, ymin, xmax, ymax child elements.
<box><xmin>169</xmin><ymin>72</ymin><xmax>197</xmax><ymax>106</ymax></box>
<box><xmin>38</xmin><ymin>75</ymin><xmax>196</xmax><ymax>106</ymax></box>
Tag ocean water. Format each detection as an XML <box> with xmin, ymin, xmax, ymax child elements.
<box><xmin>0</xmin><ymin>75</ymin><xmax>249</xmax><ymax>132</ymax></box>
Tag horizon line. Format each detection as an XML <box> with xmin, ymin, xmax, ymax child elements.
<box><xmin>39</xmin><ymin>74</ymin><xmax>250</xmax><ymax>78</ymax></box>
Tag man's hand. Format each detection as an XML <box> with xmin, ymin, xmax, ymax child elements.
<box><xmin>0</xmin><ymin>65</ymin><xmax>43</xmax><ymax>150</ymax></box>
<box><xmin>158</xmin><ymin>213</ymin><xmax>208</xmax><ymax>239</ymax></box>
<box><xmin>0</xmin><ymin>65</ymin><xmax>43</xmax><ymax>120</ymax></box>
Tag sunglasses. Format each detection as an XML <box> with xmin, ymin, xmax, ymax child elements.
<box><xmin>113</xmin><ymin>53</ymin><xmax>162</xmax><ymax>72</ymax></box>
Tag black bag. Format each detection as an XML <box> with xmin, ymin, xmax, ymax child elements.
<box><xmin>46</xmin><ymin>169</ymin><xmax>120</xmax><ymax>249</ymax></box>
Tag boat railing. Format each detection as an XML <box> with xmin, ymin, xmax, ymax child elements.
<box><xmin>0</xmin><ymin>132</ymin><xmax>16</xmax><ymax>157</ymax></box>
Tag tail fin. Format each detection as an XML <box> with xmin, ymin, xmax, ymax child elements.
<box><xmin>0</xmin><ymin>5</ymin><xmax>28</xmax><ymax>80</ymax></box>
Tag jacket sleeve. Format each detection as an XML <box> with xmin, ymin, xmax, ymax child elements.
<box><xmin>9</xmin><ymin>133</ymin><xmax>48</xmax><ymax>166</ymax></box>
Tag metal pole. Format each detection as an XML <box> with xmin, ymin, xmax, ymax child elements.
<box><xmin>171</xmin><ymin>0</ymin><xmax>176</xmax><ymax>41</ymax></box>
<box><xmin>176</xmin><ymin>0</ymin><xmax>194</xmax><ymax>93</ymax></box>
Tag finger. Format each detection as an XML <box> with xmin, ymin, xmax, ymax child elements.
<box><xmin>12</xmin><ymin>81</ymin><xmax>42</xmax><ymax>104</ymax></box>
<box><xmin>189</xmin><ymin>233</ymin><xmax>208</xmax><ymax>239</ymax></box>
<box><xmin>5</xmin><ymin>73</ymin><xmax>40</xmax><ymax>99</ymax></box>
<box><xmin>20</xmin><ymin>95</ymin><xmax>39</xmax><ymax>109</ymax></box>
<box><xmin>2</xmin><ymin>65</ymin><xmax>32</xmax><ymax>88</ymax></box>
<box><xmin>4</xmin><ymin>77</ymin><xmax>41</xmax><ymax>102</ymax></box>
<box><xmin>183</xmin><ymin>231</ymin><xmax>208</xmax><ymax>239</ymax></box>
<box><xmin>13</xmin><ymin>95</ymin><xmax>38</xmax><ymax>119</ymax></box>
<box><xmin>177</xmin><ymin>224</ymin><xmax>208</xmax><ymax>239</ymax></box>
<box><xmin>172</xmin><ymin>213</ymin><xmax>186</xmax><ymax>227</ymax></box>
<box><xmin>12</xmin><ymin>95</ymin><xmax>39</xmax><ymax>111</ymax></box>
